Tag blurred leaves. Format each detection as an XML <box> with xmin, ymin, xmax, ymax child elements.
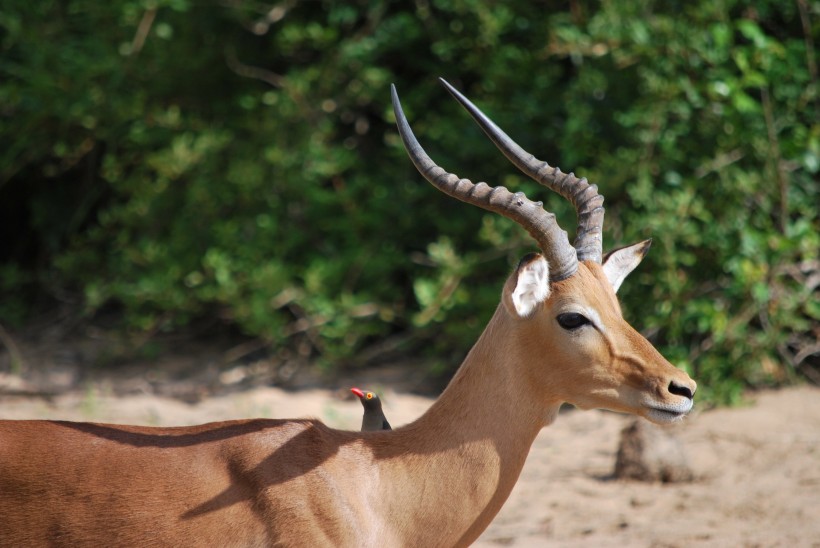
<box><xmin>0</xmin><ymin>0</ymin><xmax>818</xmax><ymax>403</ymax></box>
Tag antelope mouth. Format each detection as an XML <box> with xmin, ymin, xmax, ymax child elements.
<box><xmin>643</xmin><ymin>399</ymin><xmax>693</xmax><ymax>424</ymax></box>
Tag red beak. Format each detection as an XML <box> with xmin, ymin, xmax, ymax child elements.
<box><xmin>350</xmin><ymin>387</ymin><xmax>365</xmax><ymax>399</ymax></box>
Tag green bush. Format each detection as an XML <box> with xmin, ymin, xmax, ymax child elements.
<box><xmin>1</xmin><ymin>0</ymin><xmax>817</xmax><ymax>403</ymax></box>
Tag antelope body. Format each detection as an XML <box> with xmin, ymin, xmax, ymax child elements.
<box><xmin>0</xmin><ymin>79</ymin><xmax>696</xmax><ymax>547</ymax></box>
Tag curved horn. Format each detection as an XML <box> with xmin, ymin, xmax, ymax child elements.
<box><xmin>391</xmin><ymin>84</ymin><xmax>578</xmax><ymax>282</ymax></box>
<box><xmin>439</xmin><ymin>78</ymin><xmax>605</xmax><ymax>264</ymax></box>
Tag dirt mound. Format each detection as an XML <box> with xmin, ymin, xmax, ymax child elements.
<box><xmin>613</xmin><ymin>418</ymin><xmax>694</xmax><ymax>483</ymax></box>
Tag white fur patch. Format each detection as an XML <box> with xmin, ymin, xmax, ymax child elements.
<box><xmin>602</xmin><ymin>240</ymin><xmax>651</xmax><ymax>293</ymax></box>
<box><xmin>511</xmin><ymin>257</ymin><xmax>550</xmax><ymax>317</ymax></box>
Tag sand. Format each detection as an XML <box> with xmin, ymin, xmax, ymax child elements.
<box><xmin>1</xmin><ymin>374</ymin><xmax>818</xmax><ymax>547</ymax></box>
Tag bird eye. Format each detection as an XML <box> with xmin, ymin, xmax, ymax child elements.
<box><xmin>556</xmin><ymin>312</ymin><xmax>590</xmax><ymax>330</ymax></box>
<box><xmin>366</xmin><ymin>393</ymin><xmax>373</xmax><ymax>400</ymax></box>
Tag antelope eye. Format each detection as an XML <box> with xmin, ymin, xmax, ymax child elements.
<box><xmin>556</xmin><ymin>312</ymin><xmax>590</xmax><ymax>330</ymax></box>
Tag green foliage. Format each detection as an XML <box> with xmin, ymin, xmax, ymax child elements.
<box><xmin>1</xmin><ymin>0</ymin><xmax>817</xmax><ymax>403</ymax></box>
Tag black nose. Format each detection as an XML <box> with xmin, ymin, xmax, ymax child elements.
<box><xmin>668</xmin><ymin>380</ymin><xmax>695</xmax><ymax>399</ymax></box>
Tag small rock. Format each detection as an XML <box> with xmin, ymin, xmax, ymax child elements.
<box><xmin>614</xmin><ymin>418</ymin><xmax>694</xmax><ymax>483</ymax></box>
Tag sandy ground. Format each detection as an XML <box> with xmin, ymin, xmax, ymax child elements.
<box><xmin>1</xmin><ymin>371</ymin><xmax>818</xmax><ymax>547</ymax></box>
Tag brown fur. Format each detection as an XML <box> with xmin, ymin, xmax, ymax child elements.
<box><xmin>0</xmin><ymin>261</ymin><xmax>695</xmax><ymax>547</ymax></box>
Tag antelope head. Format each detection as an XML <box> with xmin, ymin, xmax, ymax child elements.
<box><xmin>392</xmin><ymin>79</ymin><xmax>696</xmax><ymax>424</ymax></box>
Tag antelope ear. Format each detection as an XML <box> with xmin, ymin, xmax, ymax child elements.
<box><xmin>602</xmin><ymin>239</ymin><xmax>652</xmax><ymax>293</ymax></box>
<box><xmin>505</xmin><ymin>254</ymin><xmax>550</xmax><ymax>318</ymax></box>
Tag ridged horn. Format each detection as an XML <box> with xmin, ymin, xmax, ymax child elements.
<box><xmin>439</xmin><ymin>78</ymin><xmax>605</xmax><ymax>264</ymax></box>
<box><xmin>391</xmin><ymin>84</ymin><xmax>578</xmax><ymax>282</ymax></box>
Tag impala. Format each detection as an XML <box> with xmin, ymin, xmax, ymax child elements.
<box><xmin>0</xmin><ymin>79</ymin><xmax>696</xmax><ymax>547</ymax></box>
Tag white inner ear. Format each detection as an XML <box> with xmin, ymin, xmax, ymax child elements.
<box><xmin>602</xmin><ymin>240</ymin><xmax>651</xmax><ymax>293</ymax></box>
<box><xmin>512</xmin><ymin>257</ymin><xmax>550</xmax><ymax>317</ymax></box>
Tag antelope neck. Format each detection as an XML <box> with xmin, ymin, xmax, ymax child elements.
<box><xmin>381</xmin><ymin>304</ymin><xmax>554</xmax><ymax>545</ymax></box>
<box><xmin>415</xmin><ymin>308</ymin><xmax>548</xmax><ymax>442</ymax></box>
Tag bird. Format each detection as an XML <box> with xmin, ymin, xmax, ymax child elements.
<box><xmin>350</xmin><ymin>387</ymin><xmax>392</xmax><ymax>431</ymax></box>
